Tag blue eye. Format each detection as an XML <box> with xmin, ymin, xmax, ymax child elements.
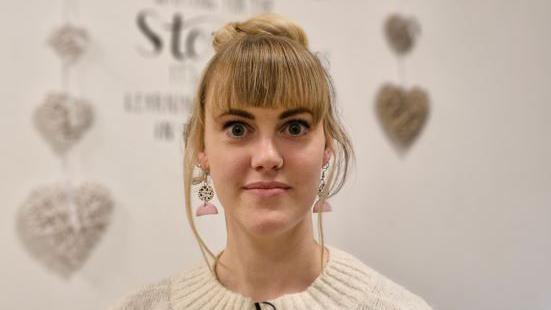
<box><xmin>224</xmin><ymin>121</ymin><xmax>248</xmax><ymax>138</ymax></box>
<box><xmin>284</xmin><ymin>120</ymin><xmax>310</xmax><ymax>136</ymax></box>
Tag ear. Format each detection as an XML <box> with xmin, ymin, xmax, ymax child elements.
<box><xmin>196</xmin><ymin>151</ymin><xmax>209</xmax><ymax>170</ymax></box>
<box><xmin>323</xmin><ymin>145</ymin><xmax>333</xmax><ymax>167</ymax></box>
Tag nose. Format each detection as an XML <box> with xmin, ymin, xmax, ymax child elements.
<box><xmin>250</xmin><ymin>137</ymin><xmax>283</xmax><ymax>172</ymax></box>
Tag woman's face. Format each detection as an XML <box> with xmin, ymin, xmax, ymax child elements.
<box><xmin>198</xmin><ymin>103</ymin><xmax>332</xmax><ymax>237</ymax></box>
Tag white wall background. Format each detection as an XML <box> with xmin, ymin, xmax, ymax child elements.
<box><xmin>1</xmin><ymin>0</ymin><xmax>550</xmax><ymax>309</ymax></box>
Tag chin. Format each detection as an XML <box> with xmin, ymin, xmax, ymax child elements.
<box><xmin>246</xmin><ymin>210</ymin><xmax>306</xmax><ymax>237</ymax></box>
<box><xmin>244</xmin><ymin>211</ymin><xmax>290</xmax><ymax>236</ymax></box>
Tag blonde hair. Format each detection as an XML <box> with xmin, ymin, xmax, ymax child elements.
<box><xmin>182</xmin><ymin>13</ymin><xmax>355</xmax><ymax>275</ymax></box>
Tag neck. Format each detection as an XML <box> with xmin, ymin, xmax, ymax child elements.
<box><xmin>214</xmin><ymin>216</ymin><xmax>328</xmax><ymax>302</ymax></box>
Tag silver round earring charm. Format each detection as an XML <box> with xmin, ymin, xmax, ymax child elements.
<box><xmin>198</xmin><ymin>182</ymin><xmax>214</xmax><ymax>202</ymax></box>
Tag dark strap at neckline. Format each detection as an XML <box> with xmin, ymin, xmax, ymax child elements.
<box><xmin>254</xmin><ymin>301</ymin><xmax>276</xmax><ymax>309</ymax></box>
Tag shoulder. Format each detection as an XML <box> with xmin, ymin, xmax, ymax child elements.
<box><xmin>327</xmin><ymin>246</ymin><xmax>433</xmax><ymax>310</ymax></box>
<box><xmin>107</xmin><ymin>277</ymin><xmax>172</xmax><ymax>310</ymax></box>
<box><xmin>107</xmin><ymin>262</ymin><xmax>208</xmax><ymax>310</ymax></box>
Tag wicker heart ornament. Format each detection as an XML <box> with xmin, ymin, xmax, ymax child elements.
<box><xmin>376</xmin><ymin>84</ymin><xmax>429</xmax><ymax>149</ymax></box>
<box><xmin>16</xmin><ymin>182</ymin><xmax>113</xmax><ymax>278</ymax></box>
<box><xmin>33</xmin><ymin>92</ymin><xmax>94</xmax><ymax>156</ymax></box>
<box><xmin>384</xmin><ymin>14</ymin><xmax>421</xmax><ymax>55</ymax></box>
<box><xmin>48</xmin><ymin>24</ymin><xmax>89</xmax><ymax>64</ymax></box>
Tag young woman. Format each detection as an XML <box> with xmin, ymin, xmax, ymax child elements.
<box><xmin>110</xmin><ymin>13</ymin><xmax>432</xmax><ymax>310</ymax></box>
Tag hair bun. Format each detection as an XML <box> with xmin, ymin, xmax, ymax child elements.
<box><xmin>212</xmin><ymin>13</ymin><xmax>309</xmax><ymax>52</ymax></box>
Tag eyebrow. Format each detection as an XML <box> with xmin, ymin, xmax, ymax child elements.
<box><xmin>216</xmin><ymin>107</ymin><xmax>313</xmax><ymax>120</ymax></box>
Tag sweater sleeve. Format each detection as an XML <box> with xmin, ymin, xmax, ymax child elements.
<box><xmin>107</xmin><ymin>278</ymin><xmax>171</xmax><ymax>310</ymax></box>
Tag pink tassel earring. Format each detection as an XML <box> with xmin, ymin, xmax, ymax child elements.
<box><xmin>313</xmin><ymin>163</ymin><xmax>332</xmax><ymax>213</ymax></box>
<box><xmin>196</xmin><ymin>170</ymin><xmax>218</xmax><ymax>216</ymax></box>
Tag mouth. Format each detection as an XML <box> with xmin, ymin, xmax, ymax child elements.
<box><xmin>244</xmin><ymin>187</ymin><xmax>290</xmax><ymax>197</ymax></box>
<box><xmin>243</xmin><ymin>181</ymin><xmax>291</xmax><ymax>198</ymax></box>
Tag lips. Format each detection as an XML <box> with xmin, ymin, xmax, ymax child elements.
<box><xmin>243</xmin><ymin>181</ymin><xmax>291</xmax><ymax>190</ymax></box>
<box><xmin>243</xmin><ymin>181</ymin><xmax>291</xmax><ymax>198</ymax></box>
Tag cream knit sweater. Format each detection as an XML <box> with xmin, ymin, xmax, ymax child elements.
<box><xmin>109</xmin><ymin>245</ymin><xmax>432</xmax><ymax>309</ymax></box>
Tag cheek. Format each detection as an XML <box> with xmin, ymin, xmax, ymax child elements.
<box><xmin>207</xmin><ymin>149</ymin><xmax>249</xmax><ymax>204</ymax></box>
<box><xmin>290</xmin><ymin>153</ymin><xmax>322</xmax><ymax>186</ymax></box>
<box><xmin>210</xmin><ymin>157</ymin><xmax>239</xmax><ymax>181</ymax></box>
<box><xmin>286</xmin><ymin>142</ymin><xmax>325</xmax><ymax>199</ymax></box>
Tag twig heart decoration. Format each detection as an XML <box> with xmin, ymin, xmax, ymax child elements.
<box><xmin>16</xmin><ymin>182</ymin><xmax>114</xmax><ymax>278</ymax></box>
<box><xmin>375</xmin><ymin>83</ymin><xmax>430</xmax><ymax>149</ymax></box>
<box><xmin>48</xmin><ymin>24</ymin><xmax>90</xmax><ymax>64</ymax></box>
<box><xmin>33</xmin><ymin>92</ymin><xmax>94</xmax><ymax>156</ymax></box>
<box><xmin>384</xmin><ymin>14</ymin><xmax>421</xmax><ymax>55</ymax></box>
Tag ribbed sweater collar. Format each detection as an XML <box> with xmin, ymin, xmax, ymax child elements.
<box><xmin>169</xmin><ymin>245</ymin><xmax>370</xmax><ymax>310</ymax></box>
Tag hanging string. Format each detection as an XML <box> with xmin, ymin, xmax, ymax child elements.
<box><xmin>62</xmin><ymin>0</ymin><xmax>76</xmax><ymax>24</ymax></box>
<box><xmin>61</xmin><ymin>62</ymin><xmax>70</xmax><ymax>92</ymax></box>
<box><xmin>61</xmin><ymin>151</ymin><xmax>81</xmax><ymax>231</ymax></box>
<box><xmin>59</xmin><ymin>0</ymin><xmax>81</xmax><ymax>232</ymax></box>
<box><xmin>62</xmin><ymin>0</ymin><xmax>69</xmax><ymax>23</ymax></box>
<box><xmin>397</xmin><ymin>55</ymin><xmax>407</xmax><ymax>88</ymax></box>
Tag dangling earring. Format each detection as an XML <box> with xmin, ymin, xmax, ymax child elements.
<box><xmin>313</xmin><ymin>163</ymin><xmax>332</xmax><ymax>213</ymax></box>
<box><xmin>196</xmin><ymin>169</ymin><xmax>218</xmax><ymax>216</ymax></box>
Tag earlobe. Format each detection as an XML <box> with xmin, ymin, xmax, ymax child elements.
<box><xmin>196</xmin><ymin>152</ymin><xmax>209</xmax><ymax>170</ymax></box>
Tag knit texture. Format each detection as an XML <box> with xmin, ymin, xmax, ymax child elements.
<box><xmin>109</xmin><ymin>245</ymin><xmax>432</xmax><ymax>310</ymax></box>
